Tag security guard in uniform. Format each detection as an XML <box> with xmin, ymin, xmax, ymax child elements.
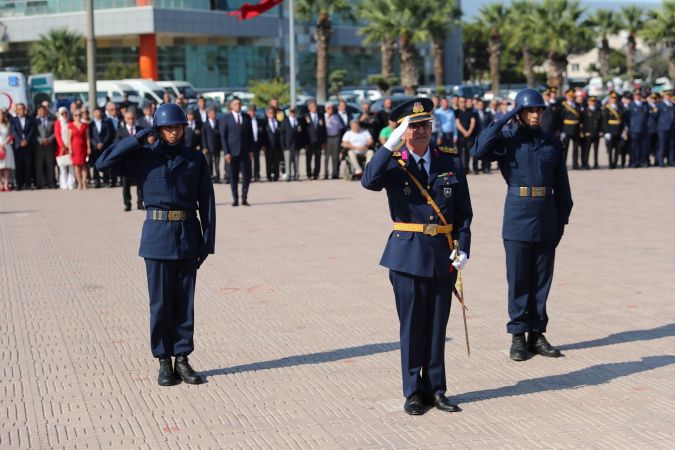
<box><xmin>96</xmin><ymin>104</ymin><xmax>216</xmax><ymax>386</ymax></box>
<box><xmin>560</xmin><ymin>89</ymin><xmax>582</xmax><ymax>169</ymax></box>
<box><xmin>602</xmin><ymin>92</ymin><xmax>624</xmax><ymax>169</ymax></box>
<box><xmin>471</xmin><ymin>88</ymin><xmax>573</xmax><ymax>361</ymax></box>
<box><xmin>361</xmin><ymin>98</ymin><xmax>472</xmax><ymax>415</ymax></box>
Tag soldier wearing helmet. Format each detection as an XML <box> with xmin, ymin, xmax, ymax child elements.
<box><xmin>96</xmin><ymin>103</ymin><xmax>216</xmax><ymax>386</ymax></box>
<box><xmin>471</xmin><ymin>88</ymin><xmax>573</xmax><ymax>362</ymax></box>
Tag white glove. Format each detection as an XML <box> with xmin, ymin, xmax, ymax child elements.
<box><xmin>604</xmin><ymin>133</ymin><xmax>611</xmax><ymax>141</ymax></box>
<box><xmin>450</xmin><ymin>249</ymin><xmax>468</xmax><ymax>270</ymax></box>
<box><xmin>560</xmin><ymin>132</ymin><xmax>566</xmax><ymax>141</ymax></box>
<box><xmin>384</xmin><ymin>116</ymin><xmax>409</xmax><ymax>151</ymax></box>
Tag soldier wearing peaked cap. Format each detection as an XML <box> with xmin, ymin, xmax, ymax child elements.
<box><xmin>581</xmin><ymin>96</ymin><xmax>602</xmax><ymax>169</ymax></box>
<box><xmin>602</xmin><ymin>91</ymin><xmax>624</xmax><ymax>169</ymax></box>
<box><xmin>656</xmin><ymin>90</ymin><xmax>674</xmax><ymax>167</ymax></box>
<box><xmin>628</xmin><ymin>89</ymin><xmax>650</xmax><ymax>167</ymax></box>
<box><xmin>560</xmin><ymin>89</ymin><xmax>583</xmax><ymax>169</ymax></box>
<box><xmin>361</xmin><ymin>98</ymin><xmax>473</xmax><ymax>416</ymax></box>
<box><xmin>96</xmin><ymin>103</ymin><xmax>216</xmax><ymax>387</ymax></box>
<box><xmin>471</xmin><ymin>88</ymin><xmax>573</xmax><ymax>362</ymax></box>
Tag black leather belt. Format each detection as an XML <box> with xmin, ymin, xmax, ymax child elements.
<box><xmin>146</xmin><ymin>210</ymin><xmax>196</xmax><ymax>221</ymax></box>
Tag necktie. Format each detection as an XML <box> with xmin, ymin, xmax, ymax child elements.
<box><xmin>419</xmin><ymin>159</ymin><xmax>428</xmax><ymax>187</ymax></box>
<box><xmin>237</xmin><ymin>114</ymin><xmax>241</xmax><ymax>126</ymax></box>
<box><xmin>130</xmin><ymin>127</ymin><xmax>135</xmax><ymax>136</ymax></box>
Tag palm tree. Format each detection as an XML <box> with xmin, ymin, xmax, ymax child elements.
<box><xmin>359</xmin><ymin>0</ymin><xmax>398</xmax><ymax>80</ymax></box>
<box><xmin>421</xmin><ymin>0</ymin><xmax>462</xmax><ymax>88</ymax></box>
<box><xmin>534</xmin><ymin>0</ymin><xmax>594</xmax><ymax>89</ymax></box>
<box><xmin>642</xmin><ymin>1</ymin><xmax>675</xmax><ymax>87</ymax></box>
<box><xmin>297</xmin><ymin>0</ymin><xmax>354</xmax><ymax>103</ymax></box>
<box><xmin>506</xmin><ymin>0</ymin><xmax>542</xmax><ymax>87</ymax></box>
<box><xmin>477</xmin><ymin>3</ymin><xmax>508</xmax><ymax>96</ymax></box>
<box><xmin>29</xmin><ymin>28</ymin><xmax>86</xmax><ymax>80</ymax></box>
<box><xmin>620</xmin><ymin>5</ymin><xmax>645</xmax><ymax>82</ymax></box>
<box><xmin>587</xmin><ymin>9</ymin><xmax>621</xmax><ymax>79</ymax></box>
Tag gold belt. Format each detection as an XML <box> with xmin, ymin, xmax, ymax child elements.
<box><xmin>149</xmin><ymin>210</ymin><xmax>187</xmax><ymax>221</ymax></box>
<box><xmin>607</xmin><ymin>120</ymin><xmax>621</xmax><ymax>125</ymax></box>
<box><xmin>519</xmin><ymin>186</ymin><xmax>548</xmax><ymax>197</ymax></box>
<box><xmin>393</xmin><ymin>223</ymin><xmax>453</xmax><ymax>237</ymax></box>
<box><xmin>563</xmin><ymin>119</ymin><xmax>579</xmax><ymax>125</ymax></box>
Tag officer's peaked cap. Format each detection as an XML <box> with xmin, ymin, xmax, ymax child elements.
<box><xmin>154</xmin><ymin>103</ymin><xmax>189</xmax><ymax>127</ymax></box>
<box><xmin>389</xmin><ymin>98</ymin><xmax>434</xmax><ymax>124</ymax></box>
<box><xmin>515</xmin><ymin>88</ymin><xmax>546</xmax><ymax>110</ymax></box>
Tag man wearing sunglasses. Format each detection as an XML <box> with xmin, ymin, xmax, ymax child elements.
<box><xmin>362</xmin><ymin>98</ymin><xmax>473</xmax><ymax>416</ymax></box>
<box><xmin>471</xmin><ymin>88</ymin><xmax>573</xmax><ymax>362</ymax></box>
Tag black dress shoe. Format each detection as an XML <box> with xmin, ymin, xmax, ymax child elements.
<box><xmin>242</xmin><ymin>200</ymin><xmax>250</xmax><ymax>206</ymax></box>
<box><xmin>124</xmin><ymin>205</ymin><xmax>132</xmax><ymax>212</ymax></box>
<box><xmin>158</xmin><ymin>358</ymin><xmax>179</xmax><ymax>386</ymax></box>
<box><xmin>403</xmin><ymin>393</ymin><xmax>427</xmax><ymax>415</ymax></box>
<box><xmin>433</xmin><ymin>393</ymin><xmax>462</xmax><ymax>412</ymax></box>
<box><xmin>174</xmin><ymin>356</ymin><xmax>205</xmax><ymax>384</ymax></box>
<box><xmin>231</xmin><ymin>201</ymin><xmax>239</xmax><ymax>207</ymax></box>
<box><xmin>137</xmin><ymin>204</ymin><xmax>145</xmax><ymax>210</ymax></box>
<box><xmin>510</xmin><ymin>333</ymin><xmax>528</xmax><ymax>361</ymax></box>
<box><xmin>528</xmin><ymin>332</ymin><xmax>562</xmax><ymax>357</ymax></box>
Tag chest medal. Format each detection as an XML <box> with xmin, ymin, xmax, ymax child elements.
<box><xmin>403</xmin><ymin>186</ymin><xmax>412</xmax><ymax>196</ymax></box>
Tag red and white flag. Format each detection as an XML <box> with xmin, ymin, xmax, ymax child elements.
<box><xmin>228</xmin><ymin>0</ymin><xmax>284</xmax><ymax>21</ymax></box>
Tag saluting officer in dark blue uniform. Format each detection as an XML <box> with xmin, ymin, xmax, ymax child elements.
<box><xmin>96</xmin><ymin>104</ymin><xmax>216</xmax><ymax>386</ymax></box>
<box><xmin>628</xmin><ymin>89</ymin><xmax>649</xmax><ymax>168</ymax></box>
<box><xmin>471</xmin><ymin>89</ymin><xmax>573</xmax><ymax>362</ymax></box>
<box><xmin>656</xmin><ymin>90</ymin><xmax>674</xmax><ymax>167</ymax></box>
<box><xmin>362</xmin><ymin>98</ymin><xmax>473</xmax><ymax>415</ymax></box>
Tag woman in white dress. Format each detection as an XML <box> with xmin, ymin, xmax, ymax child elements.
<box><xmin>0</xmin><ymin>109</ymin><xmax>15</xmax><ymax>192</ymax></box>
<box><xmin>54</xmin><ymin>106</ymin><xmax>76</xmax><ymax>190</ymax></box>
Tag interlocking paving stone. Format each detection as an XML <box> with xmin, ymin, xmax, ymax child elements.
<box><xmin>1</xmin><ymin>150</ymin><xmax>675</xmax><ymax>449</ymax></box>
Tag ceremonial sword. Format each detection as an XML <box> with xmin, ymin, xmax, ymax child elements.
<box><xmin>452</xmin><ymin>240</ymin><xmax>470</xmax><ymax>358</ymax></box>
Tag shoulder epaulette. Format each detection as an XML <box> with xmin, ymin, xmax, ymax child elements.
<box><xmin>392</xmin><ymin>151</ymin><xmax>402</xmax><ymax>158</ymax></box>
<box><xmin>439</xmin><ymin>146</ymin><xmax>458</xmax><ymax>155</ymax></box>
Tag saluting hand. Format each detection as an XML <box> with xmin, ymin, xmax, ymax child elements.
<box><xmin>384</xmin><ymin>116</ymin><xmax>409</xmax><ymax>151</ymax></box>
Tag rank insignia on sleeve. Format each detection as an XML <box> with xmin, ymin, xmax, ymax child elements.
<box><xmin>439</xmin><ymin>146</ymin><xmax>458</xmax><ymax>155</ymax></box>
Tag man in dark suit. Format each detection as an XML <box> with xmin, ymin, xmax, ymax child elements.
<box><xmin>474</xmin><ymin>98</ymin><xmax>494</xmax><ymax>173</ymax></box>
<box><xmin>183</xmin><ymin>109</ymin><xmax>200</xmax><ymax>151</ymax></box>
<box><xmin>280</xmin><ymin>106</ymin><xmax>304</xmax><ymax>181</ymax></box>
<box><xmin>34</xmin><ymin>104</ymin><xmax>56</xmax><ymax>189</ymax></box>
<box><xmin>89</xmin><ymin>107</ymin><xmax>116</xmax><ymax>188</ymax></box>
<box><xmin>540</xmin><ymin>90</ymin><xmax>561</xmax><ymax>137</ymax></box>
<box><xmin>263</xmin><ymin>106</ymin><xmax>282</xmax><ymax>181</ymax></box>
<box><xmin>193</xmin><ymin>96</ymin><xmax>208</xmax><ymax>133</ymax></box>
<box><xmin>11</xmin><ymin>103</ymin><xmax>37</xmax><ymax>190</ymax></box>
<box><xmin>304</xmin><ymin>100</ymin><xmax>326</xmax><ymax>180</ymax></box>
<box><xmin>247</xmin><ymin>104</ymin><xmax>264</xmax><ymax>181</ymax></box>
<box><xmin>137</xmin><ymin>105</ymin><xmax>155</xmax><ymax>129</ymax></box>
<box><xmin>115</xmin><ymin>110</ymin><xmax>149</xmax><ymax>211</ymax></box>
<box><xmin>560</xmin><ymin>89</ymin><xmax>582</xmax><ymax>169</ymax></box>
<box><xmin>201</xmin><ymin>107</ymin><xmax>223</xmax><ymax>183</ymax></box>
<box><xmin>222</xmin><ymin>97</ymin><xmax>254</xmax><ymax>206</ymax></box>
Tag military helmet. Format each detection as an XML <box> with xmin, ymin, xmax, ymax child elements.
<box><xmin>514</xmin><ymin>88</ymin><xmax>546</xmax><ymax>110</ymax></box>
<box><xmin>154</xmin><ymin>103</ymin><xmax>189</xmax><ymax>127</ymax></box>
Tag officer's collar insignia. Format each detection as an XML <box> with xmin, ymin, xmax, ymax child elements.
<box><xmin>412</xmin><ymin>102</ymin><xmax>424</xmax><ymax>114</ymax></box>
<box><xmin>400</xmin><ymin>149</ymin><xmax>409</xmax><ymax>160</ymax></box>
<box><xmin>439</xmin><ymin>146</ymin><xmax>458</xmax><ymax>155</ymax></box>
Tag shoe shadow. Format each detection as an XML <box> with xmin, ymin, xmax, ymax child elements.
<box><xmin>457</xmin><ymin>355</ymin><xmax>675</xmax><ymax>404</ymax></box>
<box><xmin>558</xmin><ymin>323</ymin><xmax>675</xmax><ymax>351</ymax></box>
<box><xmin>215</xmin><ymin>197</ymin><xmax>350</xmax><ymax>207</ymax></box>
<box><xmin>203</xmin><ymin>341</ymin><xmax>402</xmax><ymax>377</ymax></box>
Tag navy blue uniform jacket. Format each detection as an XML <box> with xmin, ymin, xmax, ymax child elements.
<box><xmin>657</xmin><ymin>101</ymin><xmax>674</xmax><ymax>132</ymax></box>
<box><xmin>628</xmin><ymin>101</ymin><xmax>649</xmax><ymax>133</ymax></box>
<box><xmin>471</xmin><ymin>121</ymin><xmax>573</xmax><ymax>242</ymax></box>
<box><xmin>361</xmin><ymin>145</ymin><xmax>473</xmax><ymax>278</ymax></box>
<box><xmin>95</xmin><ymin>135</ymin><xmax>216</xmax><ymax>260</ymax></box>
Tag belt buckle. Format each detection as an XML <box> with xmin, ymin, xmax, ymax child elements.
<box><xmin>169</xmin><ymin>211</ymin><xmax>182</xmax><ymax>221</ymax></box>
<box><xmin>532</xmin><ymin>187</ymin><xmax>545</xmax><ymax>197</ymax></box>
<box><xmin>423</xmin><ymin>224</ymin><xmax>438</xmax><ymax>236</ymax></box>
<box><xmin>519</xmin><ymin>187</ymin><xmax>528</xmax><ymax>197</ymax></box>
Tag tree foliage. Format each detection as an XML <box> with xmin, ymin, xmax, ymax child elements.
<box><xmin>249</xmin><ymin>78</ymin><xmax>290</xmax><ymax>107</ymax></box>
<box><xmin>30</xmin><ymin>28</ymin><xmax>86</xmax><ymax>80</ymax></box>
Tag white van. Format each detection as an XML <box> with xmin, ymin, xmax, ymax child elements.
<box><xmin>53</xmin><ymin>80</ymin><xmax>122</xmax><ymax>108</ymax></box>
<box><xmin>157</xmin><ymin>81</ymin><xmax>198</xmax><ymax>100</ymax></box>
<box><xmin>0</xmin><ymin>71</ymin><xmax>29</xmax><ymax>111</ymax></box>
<box><xmin>96</xmin><ymin>80</ymin><xmax>141</xmax><ymax>103</ymax></box>
<box><xmin>123</xmin><ymin>79</ymin><xmax>167</xmax><ymax>104</ymax></box>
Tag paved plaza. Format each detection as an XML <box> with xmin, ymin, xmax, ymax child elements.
<box><xmin>1</xmin><ymin>155</ymin><xmax>675</xmax><ymax>449</ymax></box>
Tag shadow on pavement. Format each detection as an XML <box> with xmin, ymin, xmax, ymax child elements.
<box><xmin>215</xmin><ymin>197</ymin><xmax>350</xmax><ymax>207</ymax></box>
<box><xmin>0</xmin><ymin>210</ymin><xmax>36</xmax><ymax>215</ymax></box>
<box><xmin>559</xmin><ymin>323</ymin><xmax>675</xmax><ymax>351</ymax></box>
<box><xmin>457</xmin><ymin>355</ymin><xmax>675</xmax><ymax>404</ymax></box>
<box><xmin>204</xmin><ymin>341</ymin><xmax>401</xmax><ymax>377</ymax></box>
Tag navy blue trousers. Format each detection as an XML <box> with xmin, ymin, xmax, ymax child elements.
<box><xmin>630</xmin><ymin>132</ymin><xmax>647</xmax><ymax>167</ymax></box>
<box><xmin>657</xmin><ymin>131</ymin><xmax>672</xmax><ymax>167</ymax></box>
<box><xmin>145</xmin><ymin>258</ymin><xmax>197</xmax><ymax>358</ymax></box>
<box><xmin>389</xmin><ymin>270</ymin><xmax>455</xmax><ymax>398</ymax></box>
<box><xmin>504</xmin><ymin>240</ymin><xmax>556</xmax><ymax>335</ymax></box>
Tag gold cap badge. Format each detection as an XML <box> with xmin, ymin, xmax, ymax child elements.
<box><xmin>412</xmin><ymin>102</ymin><xmax>424</xmax><ymax>114</ymax></box>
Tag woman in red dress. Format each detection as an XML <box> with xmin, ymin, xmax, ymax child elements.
<box><xmin>68</xmin><ymin>109</ymin><xmax>90</xmax><ymax>190</ymax></box>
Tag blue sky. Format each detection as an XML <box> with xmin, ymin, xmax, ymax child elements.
<box><xmin>463</xmin><ymin>0</ymin><xmax>661</xmax><ymax>19</ymax></box>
